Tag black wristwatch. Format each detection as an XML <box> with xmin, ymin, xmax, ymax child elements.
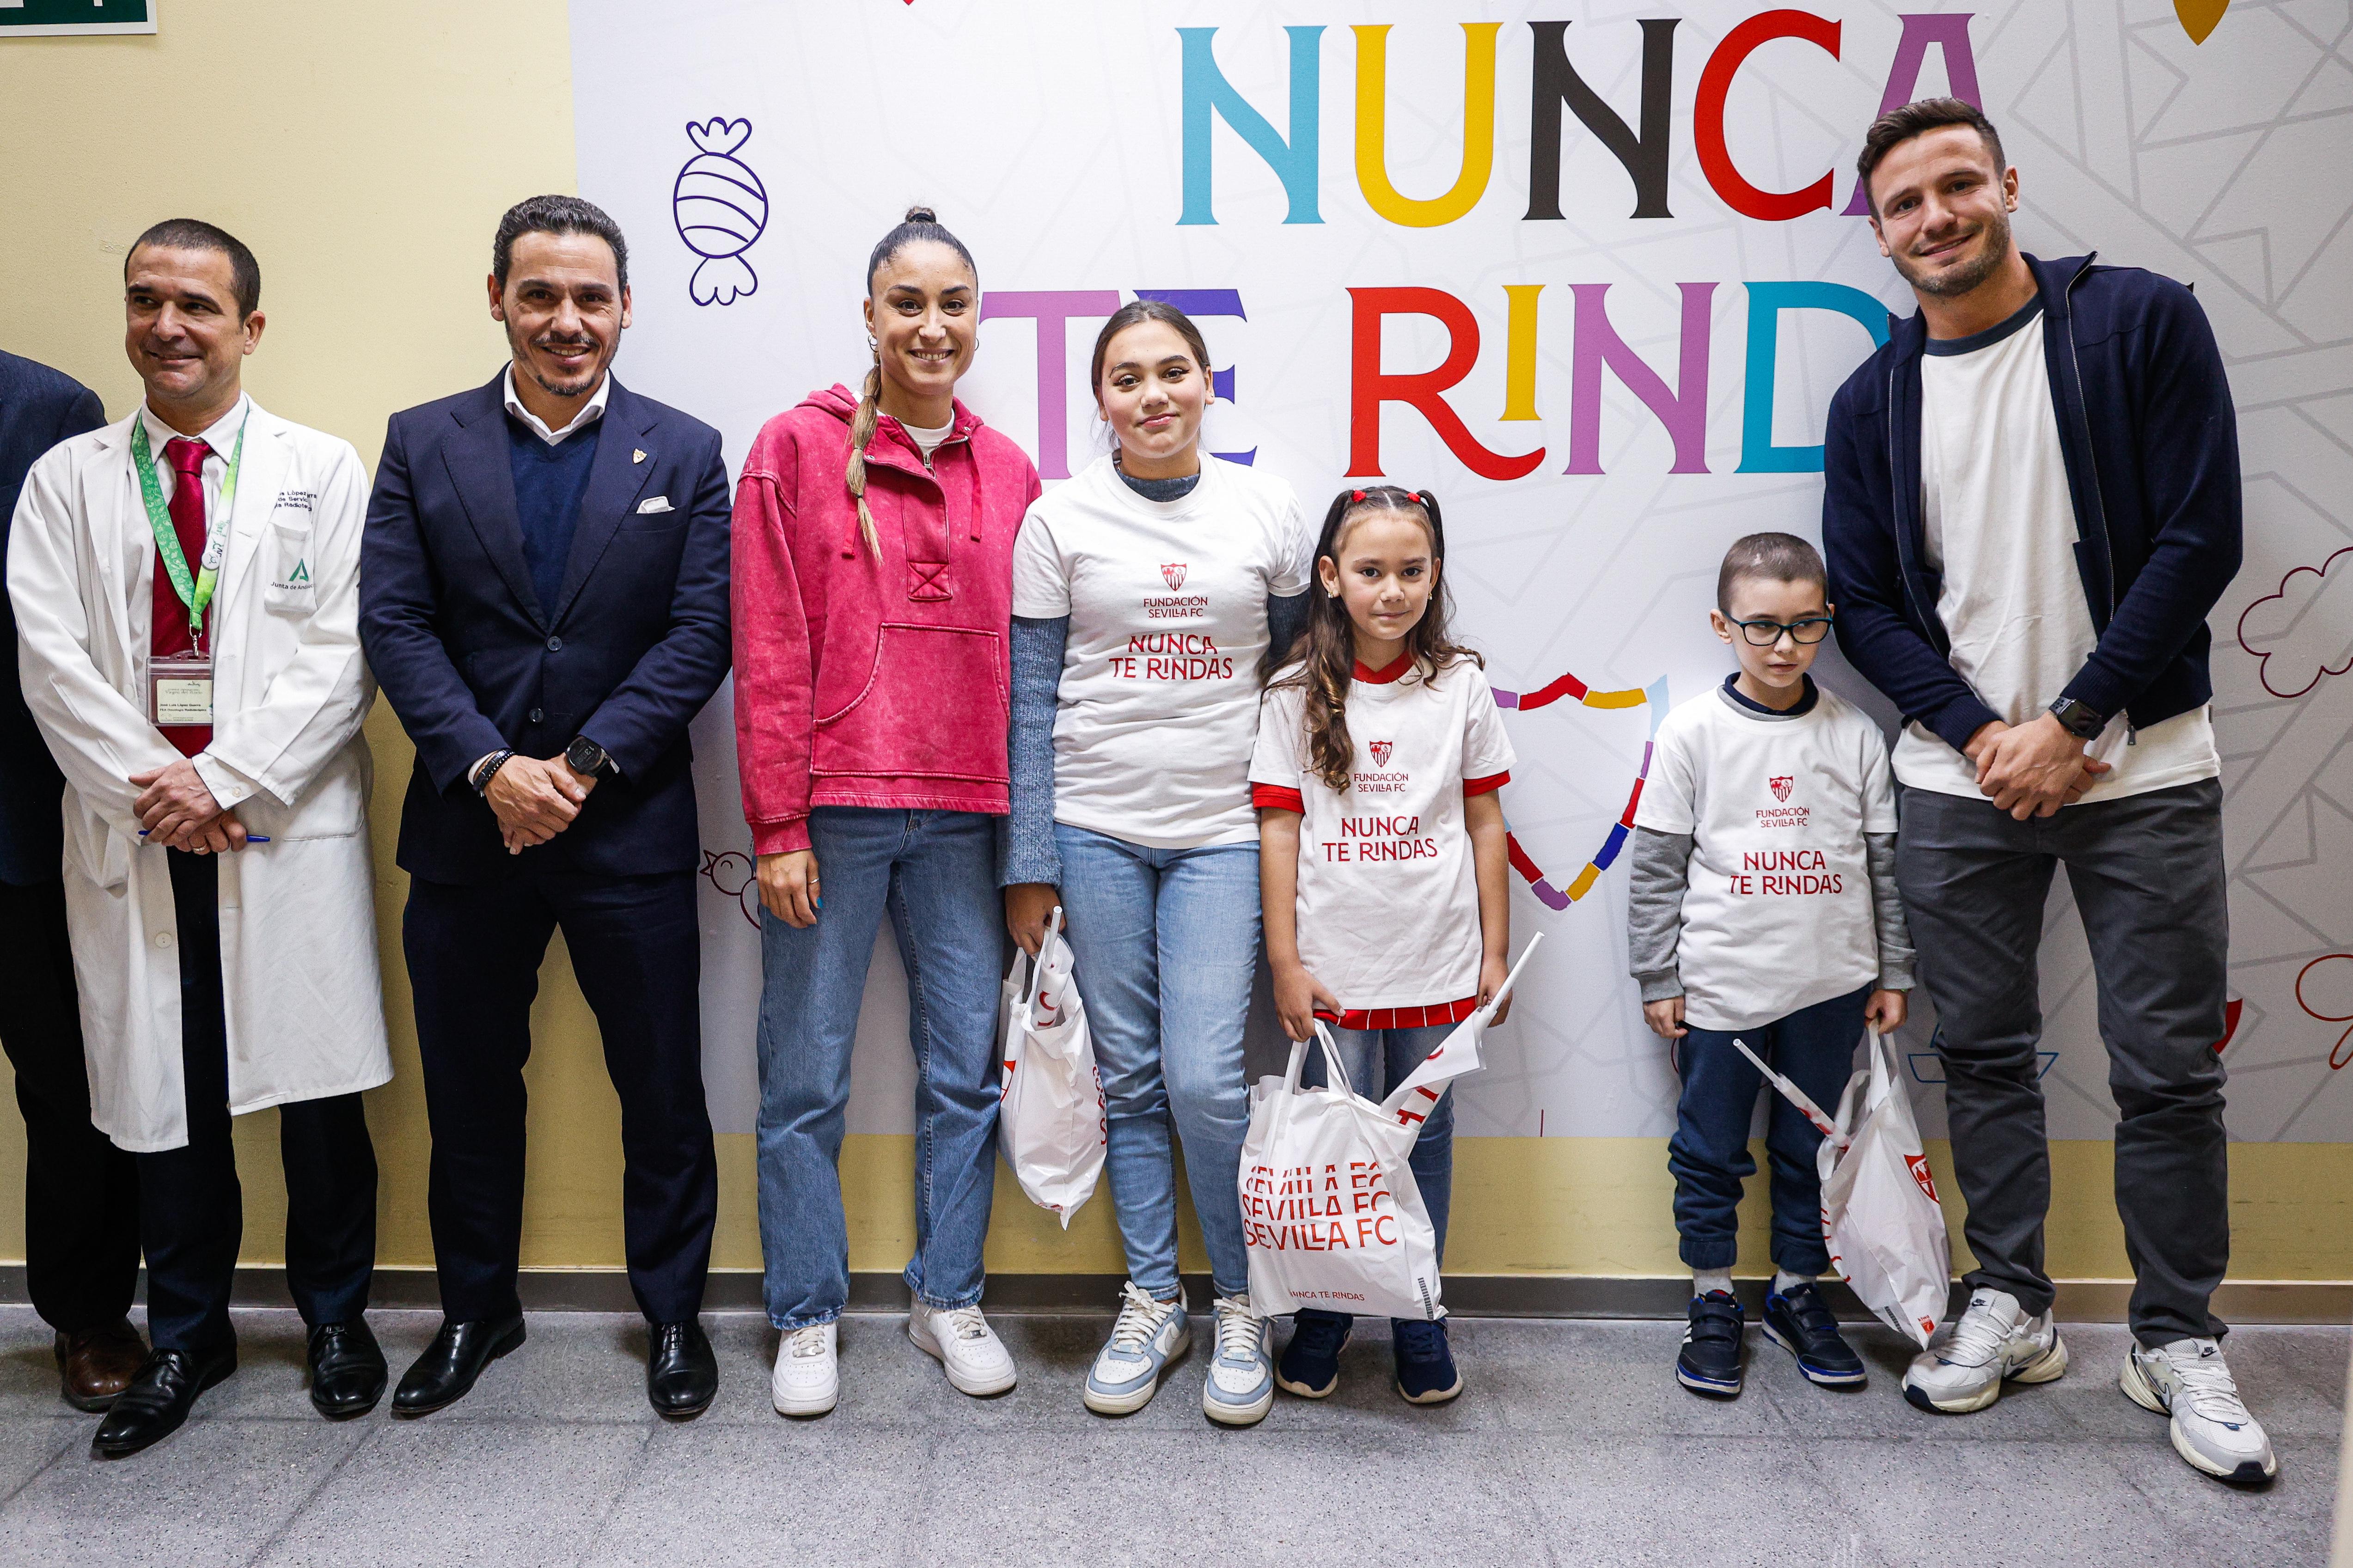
<box><xmin>566</xmin><ymin>735</ymin><xmax>617</xmax><ymax>778</ymax></box>
<box><xmin>2046</xmin><ymin>696</ymin><xmax>2106</xmax><ymax>741</ymax></box>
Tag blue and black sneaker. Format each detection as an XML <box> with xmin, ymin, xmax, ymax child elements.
<box><xmin>1677</xmin><ymin>1290</ymin><xmax>1746</xmax><ymax>1398</ymax></box>
<box><xmin>1762</xmin><ymin>1281</ymin><xmax>1867</xmax><ymax>1387</ymax></box>
<box><xmin>1275</xmin><ymin>1308</ymin><xmax>1352</xmax><ymax>1398</ymax></box>
<box><xmin>1393</xmin><ymin>1318</ymin><xmax>1462</xmax><ymax>1405</ymax></box>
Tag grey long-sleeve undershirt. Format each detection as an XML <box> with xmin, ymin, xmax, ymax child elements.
<box><xmin>1626</xmin><ymin>827</ymin><xmax>1915</xmax><ymax>1003</ymax></box>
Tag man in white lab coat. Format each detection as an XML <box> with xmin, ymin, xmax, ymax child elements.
<box><xmin>8</xmin><ymin>220</ymin><xmax>392</xmax><ymax>1457</ymax></box>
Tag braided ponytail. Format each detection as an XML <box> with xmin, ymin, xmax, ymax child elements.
<box><xmin>845</xmin><ymin>359</ymin><xmax>884</xmax><ymax>557</ymax></box>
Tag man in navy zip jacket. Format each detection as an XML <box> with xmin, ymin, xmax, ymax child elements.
<box><xmin>1821</xmin><ymin>100</ymin><xmax>2272</xmax><ymax>1486</ymax></box>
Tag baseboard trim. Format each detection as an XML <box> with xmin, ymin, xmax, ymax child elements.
<box><xmin>1</xmin><ymin>1266</ymin><xmax>2341</xmax><ymax>1324</ymax></box>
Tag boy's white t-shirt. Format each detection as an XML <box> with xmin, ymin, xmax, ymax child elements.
<box><xmin>1249</xmin><ymin>657</ymin><xmax>1516</xmax><ymax>1012</ymax></box>
<box><xmin>1012</xmin><ymin>453</ymin><xmax>1313</xmax><ymax>848</ymax></box>
<box><xmin>1632</xmin><ymin>683</ymin><xmax>1898</xmax><ymax>1033</ymax></box>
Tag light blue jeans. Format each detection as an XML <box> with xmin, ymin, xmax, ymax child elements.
<box><xmin>755</xmin><ymin>808</ymin><xmax>1002</xmax><ymax>1329</ymax></box>
<box><xmin>1302</xmin><ymin>1023</ymin><xmax>1457</xmax><ymax>1261</ymax></box>
<box><xmin>1053</xmin><ymin>824</ymin><xmax>1259</xmax><ymax>1299</ymax></box>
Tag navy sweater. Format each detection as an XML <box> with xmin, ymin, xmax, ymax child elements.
<box><xmin>1820</xmin><ymin>253</ymin><xmax>2241</xmax><ymax>751</ymax></box>
<box><xmin>507</xmin><ymin>415</ymin><xmax>601</xmax><ymax>614</ymax></box>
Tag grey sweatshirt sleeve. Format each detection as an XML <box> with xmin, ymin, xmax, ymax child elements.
<box><xmin>1866</xmin><ymin>830</ymin><xmax>1914</xmax><ymax>990</ymax></box>
<box><xmin>1626</xmin><ymin>826</ymin><xmax>1693</xmax><ymax>1001</ymax></box>
<box><xmin>1001</xmin><ymin>614</ymin><xmax>1069</xmax><ymax>888</ymax></box>
<box><xmin>1265</xmin><ymin>590</ymin><xmax>1309</xmax><ymax>672</ymax></box>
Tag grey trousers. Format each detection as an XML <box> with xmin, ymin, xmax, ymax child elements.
<box><xmin>1896</xmin><ymin>778</ymin><xmax>2230</xmax><ymax>1347</ymax></box>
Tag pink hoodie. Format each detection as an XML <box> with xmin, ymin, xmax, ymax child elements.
<box><xmin>733</xmin><ymin>385</ymin><xmax>1042</xmax><ymax>855</ymax></box>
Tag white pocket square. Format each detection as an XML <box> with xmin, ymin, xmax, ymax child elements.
<box><xmin>636</xmin><ymin>496</ymin><xmax>673</xmax><ymax>514</ymax></box>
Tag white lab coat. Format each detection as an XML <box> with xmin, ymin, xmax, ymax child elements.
<box><xmin>7</xmin><ymin>400</ymin><xmax>391</xmax><ymax>1152</ymax></box>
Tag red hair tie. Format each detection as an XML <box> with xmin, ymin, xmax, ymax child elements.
<box><xmin>1351</xmin><ymin>489</ymin><xmax>1365</xmax><ymax>502</ymax></box>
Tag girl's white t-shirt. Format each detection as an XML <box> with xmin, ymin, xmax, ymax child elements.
<box><xmin>1012</xmin><ymin>453</ymin><xmax>1313</xmax><ymax>848</ymax></box>
<box><xmin>1633</xmin><ymin>684</ymin><xmax>1899</xmax><ymax>1033</ymax></box>
<box><xmin>1249</xmin><ymin>657</ymin><xmax>1516</xmax><ymax>1011</ymax></box>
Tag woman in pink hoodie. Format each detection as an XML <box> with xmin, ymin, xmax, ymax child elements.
<box><xmin>731</xmin><ymin>207</ymin><xmax>1041</xmax><ymax>1419</ymax></box>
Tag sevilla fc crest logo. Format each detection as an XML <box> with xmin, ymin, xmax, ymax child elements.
<box><xmin>1906</xmin><ymin>1153</ymin><xmax>1939</xmax><ymax>1202</ymax></box>
<box><xmin>1769</xmin><ymin>775</ymin><xmax>1795</xmax><ymax>803</ymax></box>
<box><xmin>1369</xmin><ymin>741</ymin><xmax>1394</xmax><ymax>767</ymax></box>
<box><xmin>1161</xmin><ymin>563</ymin><xmax>1187</xmax><ymax>590</ymax></box>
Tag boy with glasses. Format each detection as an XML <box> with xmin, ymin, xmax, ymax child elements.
<box><xmin>1627</xmin><ymin>532</ymin><xmax>1915</xmax><ymax>1398</ymax></box>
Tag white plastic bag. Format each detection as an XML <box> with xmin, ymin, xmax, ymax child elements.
<box><xmin>1734</xmin><ymin>1025</ymin><xmax>1951</xmax><ymax>1347</ymax></box>
<box><xmin>1240</xmin><ymin>937</ymin><xmax>1541</xmax><ymax>1320</ymax></box>
<box><xmin>998</xmin><ymin>909</ymin><xmax>1105</xmax><ymax>1226</ymax></box>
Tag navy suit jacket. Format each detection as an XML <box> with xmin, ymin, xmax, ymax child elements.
<box><xmin>0</xmin><ymin>352</ymin><xmax>107</xmax><ymax>886</ymax></box>
<box><xmin>359</xmin><ymin>372</ymin><xmax>731</xmax><ymax>885</ymax></box>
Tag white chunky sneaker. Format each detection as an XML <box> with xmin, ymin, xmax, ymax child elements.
<box><xmin>1201</xmin><ymin>1295</ymin><xmax>1274</xmax><ymax>1427</ymax></box>
<box><xmin>1901</xmin><ymin>1288</ymin><xmax>2068</xmax><ymax>1414</ymax></box>
<box><xmin>2121</xmin><ymin>1338</ymin><xmax>2279</xmax><ymax>1486</ymax></box>
<box><xmin>771</xmin><ymin>1321</ymin><xmax>839</xmax><ymax>1417</ymax></box>
<box><xmin>907</xmin><ymin>1301</ymin><xmax>1017</xmax><ymax>1397</ymax></box>
<box><xmin>1082</xmin><ymin>1281</ymin><xmax>1190</xmax><ymax>1416</ymax></box>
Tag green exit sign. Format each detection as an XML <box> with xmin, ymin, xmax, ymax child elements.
<box><xmin>0</xmin><ymin>0</ymin><xmax>155</xmax><ymax>37</ymax></box>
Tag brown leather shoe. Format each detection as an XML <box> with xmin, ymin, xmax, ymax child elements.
<box><xmin>56</xmin><ymin>1320</ymin><xmax>148</xmax><ymax>1412</ymax></box>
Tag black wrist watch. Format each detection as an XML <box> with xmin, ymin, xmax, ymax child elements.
<box><xmin>473</xmin><ymin>749</ymin><xmax>515</xmax><ymax>796</ymax></box>
<box><xmin>566</xmin><ymin>735</ymin><xmax>617</xmax><ymax>778</ymax></box>
<box><xmin>2046</xmin><ymin>696</ymin><xmax>2106</xmax><ymax>741</ymax></box>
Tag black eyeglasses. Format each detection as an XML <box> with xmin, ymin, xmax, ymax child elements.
<box><xmin>1731</xmin><ymin>613</ymin><xmax>1834</xmax><ymax>646</ymax></box>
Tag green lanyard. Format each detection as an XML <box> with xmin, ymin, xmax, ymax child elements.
<box><xmin>129</xmin><ymin>408</ymin><xmax>247</xmax><ymax>647</ymax></box>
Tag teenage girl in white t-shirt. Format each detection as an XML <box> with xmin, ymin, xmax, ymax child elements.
<box><xmin>1249</xmin><ymin>485</ymin><xmax>1517</xmax><ymax>1406</ymax></box>
<box><xmin>1004</xmin><ymin>299</ymin><xmax>1313</xmax><ymax>1426</ymax></box>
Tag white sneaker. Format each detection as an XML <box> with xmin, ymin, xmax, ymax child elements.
<box><xmin>771</xmin><ymin>1321</ymin><xmax>839</xmax><ymax>1416</ymax></box>
<box><xmin>1201</xmin><ymin>1295</ymin><xmax>1274</xmax><ymax>1427</ymax></box>
<box><xmin>908</xmin><ymin>1301</ymin><xmax>1017</xmax><ymax>1397</ymax></box>
<box><xmin>1082</xmin><ymin>1281</ymin><xmax>1191</xmax><ymax>1415</ymax></box>
<box><xmin>2121</xmin><ymin>1338</ymin><xmax>2279</xmax><ymax>1485</ymax></box>
<box><xmin>1901</xmin><ymin>1288</ymin><xmax>2068</xmax><ymax>1413</ymax></box>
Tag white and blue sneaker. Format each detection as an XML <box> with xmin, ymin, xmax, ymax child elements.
<box><xmin>2122</xmin><ymin>1338</ymin><xmax>2279</xmax><ymax>1486</ymax></box>
<box><xmin>1082</xmin><ymin>1282</ymin><xmax>1190</xmax><ymax>1415</ymax></box>
<box><xmin>1201</xmin><ymin>1295</ymin><xmax>1274</xmax><ymax>1427</ymax></box>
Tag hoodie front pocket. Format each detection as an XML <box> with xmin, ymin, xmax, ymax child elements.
<box><xmin>812</xmin><ymin>622</ymin><xmax>1007</xmax><ymax>782</ymax></box>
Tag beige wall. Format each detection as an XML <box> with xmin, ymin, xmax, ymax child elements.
<box><xmin>3</xmin><ymin>1</ymin><xmax>2347</xmax><ymax>1291</ymax></box>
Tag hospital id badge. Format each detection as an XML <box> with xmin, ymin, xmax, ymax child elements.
<box><xmin>150</xmin><ymin>654</ymin><xmax>214</xmax><ymax>726</ymax></box>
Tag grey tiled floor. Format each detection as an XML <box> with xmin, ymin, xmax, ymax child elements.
<box><xmin>0</xmin><ymin>1306</ymin><xmax>2338</xmax><ymax>1566</ymax></box>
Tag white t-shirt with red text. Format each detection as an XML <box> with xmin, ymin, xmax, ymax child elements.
<box><xmin>1632</xmin><ymin>683</ymin><xmax>1898</xmax><ymax>1033</ymax></box>
<box><xmin>1249</xmin><ymin>655</ymin><xmax>1516</xmax><ymax>1017</ymax></box>
<box><xmin>1012</xmin><ymin>453</ymin><xmax>1313</xmax><ymax>848</ymax></box>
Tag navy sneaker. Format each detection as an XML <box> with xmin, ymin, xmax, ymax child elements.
<box><xmin>1275</xmin><ymin>1309</ymin><xmax>1352</xmax><ymax>1398</ymax></box>
<box><xmin>1677</xmin><ymin>1290</ymin><xmax>1746</xmax><ymax>1398</ymax></box>
<box><xmin>1392</xmin><ymin>1318</ymin><xmax>1462</xmax><ymax>1405</ymax></box>
<box><xmin>1763</xmin><ymin>1282</ymin><xmax>1868</xmax><ymax>1388</ymax></box>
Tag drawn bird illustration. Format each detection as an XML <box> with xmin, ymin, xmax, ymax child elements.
<box><xmin>673</xmin><ymin>118</ymin><xmax>768</xmax><ymax>306</ymax></box>
<box><xmin>700</xmin><ymin>848</ymin><xmax>762</xmax><ymax>928</ymax></box>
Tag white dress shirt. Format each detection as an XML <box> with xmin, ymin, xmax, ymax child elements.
<box><xmin>501</xmin><ymin>365</ymin><xmax>610</xmax><ymax>445</ymax></box>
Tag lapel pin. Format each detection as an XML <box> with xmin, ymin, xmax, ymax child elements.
<box><xmin>633</xmin><ymin>449</ymin><xmax>647</xmax><ymax>464</ymax></box>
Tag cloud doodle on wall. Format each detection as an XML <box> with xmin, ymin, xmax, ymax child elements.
<box><xmin>673</xmin><ymin>118</ymin><xmax>767</xmax><ymax>306</ymax></box>
<box><xmin>2237</xmin><ymin>547</ymin><xmax>2353</xmax><ymax>700</ymax></box>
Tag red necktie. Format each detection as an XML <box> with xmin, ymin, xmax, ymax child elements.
<box><xmin>153</xmin><ymin>435</ymin><xmax>214</xmax><ymax>753</ymax></box>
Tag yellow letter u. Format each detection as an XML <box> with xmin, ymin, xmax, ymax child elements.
<box><xmin>1354</xmin><ymin>22</ymin><xmax>1501</xmax><ymax>228</ymax></box>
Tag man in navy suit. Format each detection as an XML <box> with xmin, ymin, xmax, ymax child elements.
<box><xmin>0</xmin><ymin>350</ymin><xmax>145</xmax><ymax>1411</ymax></box>
<box><xmin>359</xmin><ymin>197</ymin><xmax>731</xmax><ymax>1418</ymax></box>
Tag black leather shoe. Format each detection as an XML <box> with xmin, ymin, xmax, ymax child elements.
<box><xmin>92</xmin><ymin>1345</ymin><xmax>237</xmax><ymax>1457</ymax></box>
<box><xmin>391</xmin><ymin>1313</ymin><xmax>526</xmax><ymax>1416</ymax></box>
<box><xmin>308</xmin><ymin>1318</ymin><xmax>389</xmax><ymax>1419</ymax></box>
<box><xmin>647</xmin><ymin>1318</ymin><xmax>717</xmax><ymax>1418</ymax></box>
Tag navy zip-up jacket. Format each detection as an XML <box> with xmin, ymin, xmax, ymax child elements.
<box><xmin>1821</xmin><ymin>252</ymin><xmax>2241</xmax><ymax>754</ymax></box>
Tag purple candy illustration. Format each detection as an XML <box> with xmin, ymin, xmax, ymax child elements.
<box><xmin>674</xmin><ymin>118</ymin><xmax>767</xmax><ymax>306</ymax></box>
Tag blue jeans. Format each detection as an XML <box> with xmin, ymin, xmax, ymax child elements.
<box><xmin>1302</xmin><ymin>1021</ymin><xmax>1457</xmax><ymax>1270</ymax></box>
<box><xmin>1668</xmin><ymin>983</ymin><xmax>1870</xmax><ymax>1275</ymax></box>
<box><xmin>755</xmin><ymin>808</ymin><xmax>1002</xmax><ymax>1328</ymax></box>
<box><xmin>1054</xmin><ymin>824</ymin><xmax>1259</xmax><ymax>1299</ymax></box>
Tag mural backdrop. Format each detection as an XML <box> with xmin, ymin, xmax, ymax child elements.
<box><xmin>568</xmin><ymin>0</ymin><xmax>2353</xmax><ymax>1144</ymax></box>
